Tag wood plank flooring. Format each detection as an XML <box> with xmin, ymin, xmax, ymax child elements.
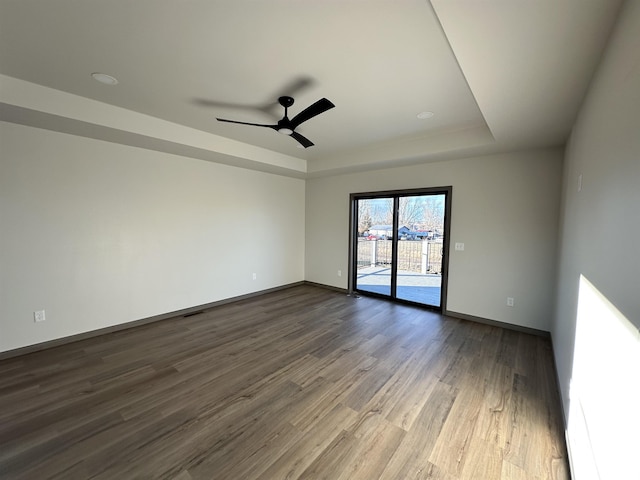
<box><xmin>0</xmin><ymin>285</ymin><xmax>570</xmax><ymax>479</ymax></box>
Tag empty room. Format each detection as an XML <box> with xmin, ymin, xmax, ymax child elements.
<box><xmin>1</xmin><ymin>1</ymin><xmax>638</xmax><ymax>479</ymax></box>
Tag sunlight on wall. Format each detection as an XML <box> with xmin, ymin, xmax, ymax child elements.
<box><xmin>567</xmin><ymin>275</ymin><xmax>640</xmax><ymax>480</ymax></box>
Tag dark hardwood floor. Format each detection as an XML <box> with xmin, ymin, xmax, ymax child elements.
<box><xmin>0</xmin><ymin>285</ymin><xmax>569</xmax><ymax>479</ymax></box>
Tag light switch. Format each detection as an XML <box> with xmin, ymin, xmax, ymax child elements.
<box><xmin>455</xmin><ymin>242</ymin><xmax>465</xmax><ymax>251</ymax></box>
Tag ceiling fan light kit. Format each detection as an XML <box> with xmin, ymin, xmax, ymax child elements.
<box><xmin>216</xmin><ymin>95</ymin><xmax>335</xmax><ymax>148</ymax></box>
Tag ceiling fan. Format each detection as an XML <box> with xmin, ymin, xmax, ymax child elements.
<box><xmin>216</xmin><ymin>96</ymin><xmax>335</xmax><ymax>148</ymax></box>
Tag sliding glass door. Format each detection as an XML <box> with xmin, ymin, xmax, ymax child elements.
<box><xmin>351</xmin><ymin>187</ymin><xmax>451</xmax><ymax>310</ymax></box>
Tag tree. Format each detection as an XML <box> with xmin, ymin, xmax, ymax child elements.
<box><xmin>370</xmin><ymin>198</ymin><xmax>393</xmax><ymax>225</ymax></box>
<box><xmin>398</xmin><ymin>196</ymin><xmax>425</xmax><ymax>228</ymax></box>
<box><xmin>421</xmin><ymin>195</ymin><xmax>444</xmax><ymax>231</ymax></box>
<box><xmin>357</xmin><ymin>200</ymin><xmax>373</xmax><ymax>234</ymax></box>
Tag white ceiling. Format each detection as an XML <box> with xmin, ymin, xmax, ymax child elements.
<box><xmin>0</xmin><ymin>0</ymin><xmax>623</xmax><ymax>177</ymax></box>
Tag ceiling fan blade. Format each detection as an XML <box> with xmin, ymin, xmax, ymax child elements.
<box><xmin>289</xmin><ymin>98</ymin><xmax>335</xmax><ymax>129</ymax></box>
<box><xmin>274</xmin><ymin>76</ymin><xmax>315</xmax><ymax>101</ymax></box>
<box><xmin>195</xmin><ymin>99</ymin><xmax>255</xmax><ymax>111</ymax></box>
<box><xmin>216</xmin><ymin>118</ymin><xmax>277</xmax><ymax>129</ymax></box>
<box><xmin>290</xmin><ymin>131</ymin><xmax>314</xmax><ymax>148</ymax></box>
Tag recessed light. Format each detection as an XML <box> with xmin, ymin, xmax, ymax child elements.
<box><xmin>91</xmin><ymin>72</ymin><xmax>119</xmax><ymax>85</ymax></box>
<box><xmin>417</xmin><ymin>111</ymin><xmax>434</xmax><ymax>119</ymax></box>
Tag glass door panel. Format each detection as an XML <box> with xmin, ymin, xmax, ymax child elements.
<box><xmin>395</xmin><ymin>194</ymin><xmax>445</xmax><ymax>307</ymax></box>
<box><xmin>355</xmin><ymin>197</ymin><xmax>393</xmax><ymax>296</ymax></box>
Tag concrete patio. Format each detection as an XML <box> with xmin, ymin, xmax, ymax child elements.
<box><xmin>355</xmin><ymin>266</ymin><xmax>442</xmax><ymax>307</ymax></box>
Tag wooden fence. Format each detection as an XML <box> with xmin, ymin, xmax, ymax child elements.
<box><xmin>356</xmin><ymin>239</ymin><xmax>443</xmax><ymax>274</ymax></box>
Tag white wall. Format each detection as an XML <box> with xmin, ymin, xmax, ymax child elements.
<box><xmin>553</xmin><ymin>1</ymin><xmax>640</xmax><ymax>477</ymax></box>
<box><xmin>305</xmin><ymin>148</ymin><xmax>563</xmax><ymax>332</ymax></box>
<box><xmin>0</xmin><ymin>122</ymin><xmax>305</xmax><ymax>353</ymax></box>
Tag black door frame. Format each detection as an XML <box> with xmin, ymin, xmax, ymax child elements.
<box><xmin>348</xmin><ymin>186</ymin><xmax>452</xmax><ymax>312</ymax></box>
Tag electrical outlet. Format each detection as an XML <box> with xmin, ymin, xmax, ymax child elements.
<box><xmin>34</xmin><ymin>310</ymin><xmax>46</xmax><ymax>322</ymax></box>
<box><xmin>252</xmin><ymin>273</ymin><xmax>257</xmax><ymax>280</ymax></box>
<box><xmin>507</xmin><ymin>297</ymin><xmax>515</xmax><ymax>307</ymax></box>
<box><xmin>337</xmin><ymin>270</ymin><xmax>342</xmax><ymax>277</ymax></box>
